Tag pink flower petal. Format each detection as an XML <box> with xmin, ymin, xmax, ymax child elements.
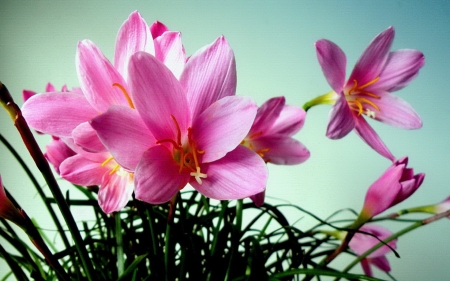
<box><xmin>193</xmin><ymin>96</ymin><xmax>257</xmax><ymax>162</ymax></box>
<box><xmin>76</xmin><ymin>39</ymin><xmax>130</xmax><ymax>112</ymax></box>
<box><xmin>129</xmin><ymin>51</ymin><xmax>190</xmax><ymax>141</ymax></box>
<box><xmin>348</xmin><ymin>27</ymin><xmax>395</xmax><ymax>86</ymax></box>
<box><xmin>22</xmin><ymin>92</ymin><xmax>98</xmax><ymax>137</ymax></box>
<box><xmin>150</xmin><ymin>21</ymin><xmax>169</xmax><ymax>39</ymax></box>
<box><xmin>191</xmin><ymin>146</ymin><xmax>267</xmax><ymax>200</ymax></box>
<box><xmin>369</xmin><ymin>93</ymin><xmax>422</xmax><ymax>129</ymax></box>
<box><xmin>90</xmin><ymin>106</ymin><xmax>155</xmax><ymax>171</ymax></box>
<box><xmin>134</xmin><ymin>145</ymin><xmax>190</xmax><ymax>204</ymax></box>
<box><xmin>249</xmin><ymin>96</ymin><xmax>285</xmax><ymax>136</ymax></box>
<box><xmin>250</xmin><ymin>191</ymin><xmax>265</xmax><ymax>207</ymax></box>
<box><xmin>369</xmin><ymin>50</ymin><xmax>425</xmax><ymax>92</ymax></box>
<box><xmin>266</xmin><ymin>104</ymin><xmax>306</xmax><ymax>136</ymax></box>
<box><xmin>370</xmin><ymin>256</ymin><xmax>391</xmax><ymax>272</ymax></box>
<box><xmin>326</xmin><ymin>95</ymin><xmax>355</xmax><ymax>139</ymax></box>
<box><xmin>72</xmin><ymin>122</ymin><xmax>106</xmax><ymax>153</ymax></box>
<box><xmin>180</xmin><ymin>36</ymin><xmax>236</xmax><ymax>119</ymax></box>
<box><xmin>362</xmin><ymin>164</ymin><xmax>404</xmax><ymax>217</ymax></box>
<box><xmin>60</xmin><ymin>155</ymin><xmax>107</xmax><ymax>186</ymax></box>
<box><xmin>354</xmin><ymin>117</ymin><xmax>395</xmax><ymax>161</ymax></box>
<box><xmin>315</xmin><ymin>39</ymin><xmax>347</xmax><ymax>94</ymax></box>
<box><xmin>250</xmin><ymin>136</ymin><xmax>310</xmax><ymax>165</ymax></box>
<box><xmin>154</xmin><ymin>31</ymin><xmax>186</xmax><ymax>79</ymax></box>
<box><xmin>114</xmin><ymin>11</ymin><xmax>154</xmax><ymax>80</ymax></box>
<box><xmin>45</xmin><ymin>138</ymin><xmax>76</xmax><ymax>174</ymax></box>
<box><xmin>98</xmin><ymin>172</ymin><xmax>133</xmax><ymax>214</ymax></box>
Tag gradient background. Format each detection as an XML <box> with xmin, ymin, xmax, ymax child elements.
<box><xmin>1</xmin><ymin>1</ymin><xmax>449</xmax><ymax>280</ymax></box>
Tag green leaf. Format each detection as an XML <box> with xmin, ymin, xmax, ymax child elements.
<box><xmin>117</xmin><ymin>254</ymin><xmax>148</xmax><ymax>281</ymax></box>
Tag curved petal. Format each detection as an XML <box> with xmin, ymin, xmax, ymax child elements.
<box><xmin>98</xmin><ymin>172</ymin><xmax>133</xmax><ymax>214</ymax></box>
<box><xmin>366</xmin><ymin>94</ymin><xmax>422</xmax><ymax>129</ymax></box>
<box><xmin>249</xmin><ymin>96</ymin><xmax>285</xmax><ymax>136</ymax></box>
<box><xmin>326</xmin><ymin>95</ymin><xmax>355</xmax><ymax>139</ymax></box>
<box><xmin>154</xmin><ymin>31</ymin><xmax>186</xmax><ymax>79</ymax></box>
<box><xmin>360</xmin><ymin>259</ymin><xmax>373</xmax><ymax>277</ymax></box>
<box><xmin>350</xmin><ymin>225</ymin><xmax>397</xmax><ymax>257</ymax></box>
<box><xmin>348</xmin><ymin>27</ymin><xmax>395</xmax><ymax>86</ymax></box>
<box><xmin>60</xmin><ymin>155</ymin><xmax>107</xmax><ymax>186</ymax></box>
<box><xmin>114</xmin><ymin>11</ymin><xmax>153</xmax><ymax>80</ymax></box>
<box><xmin>90</xmin><ymin>106</ymin><xmax>155</xmax><ymax>171</ymax></box>
<box><xmin>45</xmin><ymin>138</ymin><xmax>76</xmax><ymax>174</ymax></box>
<box><xmin>129</xmin><ymin>52</ymin><xmax>190</xmax><ymax>141</ymax></box>
<box><xmin>354</xmin><ymin>116</ymin><xmax>395</xmax><ymax>161</ymax></box>
<box><xmin>250</xmin><ymin>136</ymin><xmax>310</xmax><ymax>165</ymax></box>
<box><xmin>193</xmin><ymin>96</ymin><xmax>257</xmax><ymax>162</ymax></box>
<box><xmin>250</xmin><ymin>191</ymin><xmax>265</xmax><ymax>207</ymax></box>
<box><xmin>191</xmin><ymin>146</ymin><xmax>267</xmax><ymax>200</ymax></box>
<box><xmin>393</xmin><ymin>173</ymin><xmax>425</xmax><ymax>205</ymax></box>
<box><xmin>315</xmin><ymin>39</ymin><xmax>346</xmax><ymax>94</ymax></box>
<box><xmin>266</xmin><ymin>104</ymin><xmax>306</xmax><ymax>136</ymax></box>
<box><xmin>362</xmin><ymin>164</ymin><xmax>404</xmax><ymax>217</ymax></box>
<box><xmin>72</xmin><ymin>122</ymin><xmax>106</xmax><ymax>153</ymax></box>
<box><xmin>135</xmin><ymin>145</ymin><xmax>190</xmax><ymax>204</ymax></box>
<box><xmin>180</xmin><ymin>36</ymin><xmax>237</xmax><ymax>119</ymax></box>
<box><xmin>76</xmin><ymin>39</ymin><xmax>130</xmax><ymax>112</ymax></box>
<box><xmin>22</xmin><ymin>92</ymin><xmax>98</xmax><ymax>137</ymax></box>
<box><xmin>150</xmin><ymin>21</ymin><xmax>169</xmax><ymax>39</ymax></box>
<box><xmin>369</xmin><ymin>49</ymin><xmax>425</xmax><ymax>92</ymax></box>
<box><xmin>370</xmin><ymin>256</ymin><xmax>391</xmax><ymax>272</ymax></box>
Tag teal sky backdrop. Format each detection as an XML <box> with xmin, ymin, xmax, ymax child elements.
<box><xmin>1</xmin><ymin>1</ymin><xmax>449</xmax><ymax>280</ymax></box>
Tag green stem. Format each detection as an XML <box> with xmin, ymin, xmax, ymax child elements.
<box><xmin>115</xmin><ymin>213</ymin><xmax>124</xmax><ymax>277</ymax></box>
<box><xmin>302</xmin><ymin>91</ymin><xmax>336</xmax><ymax>111</ymax></box>
<box><xmin>0</xmin><ymin>82</ymin><xmax>96</xmax><ymax>280</ymax></box>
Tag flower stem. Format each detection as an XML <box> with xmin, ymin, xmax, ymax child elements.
<box><xmin>115</xmin><ymin>212</ymin><xmax>124</xmax><ymax>277</ymax></box>
<box><xmin>0</xmin><ymin>82</ymin><xmax>96</xmax><ymax>280</ymax></box>
<box><xmin>302</xmin><ymin>91</ymin><xmax>336</xmax><ymax>111</ymax></box>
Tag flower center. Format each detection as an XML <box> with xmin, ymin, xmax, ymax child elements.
<box><xmin>156</xmin><ymin>115</ymin><xmax>207</xmax><ymax>185</ymax></box>
<box><xmin>241</xmin><ymin>131</ymin><xmax>271</xmax><ymax>162</ymax></box>
<box><xmin>345</xmin><ymin>77</ymin><xmax>381</xmax><ymax>118</ymax></box>
<box><xmin>101</xmin><ymin>156</ymin><xmax>127</xmax><ymax>176</ymax></box>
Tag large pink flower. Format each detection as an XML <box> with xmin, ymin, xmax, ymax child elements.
<box><xmin>314</xmin><ymin>26</ymin><xmax>424</xmax><ymax>161</ymax></box>
<box><xmin>359</xmin><ymin>156</ymin><xmax>424</xmax><ymax>220</ymax></box>
<box><xmin>92</xmin><ymin>38</ymin><xmax>267</xmax><ymax>204</ymax></box>
<box><xmin>349</xmin><ymin>224</ymin><xmax>397</xmax><ymax>277</ymax></box>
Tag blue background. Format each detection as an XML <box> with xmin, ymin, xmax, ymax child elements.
<box><xmin>1</xmin><ymin>1</ymin><xmax>449</xmax><ymax>280</ymax></box>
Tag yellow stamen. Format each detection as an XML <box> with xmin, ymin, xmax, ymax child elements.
<box><xmin>101</xmin><ymin>156</ymin><xmax>114</xmax><ymax>167</ymax></box>
<box><xmin>112</xmin><ymin>83</ymin><xmax>135</xmax><ymax>109</ymax></box>
<box><xmin>109</xmin><ymin>164</ymin><xmax>120</xmax><ymax>175</ymax></box>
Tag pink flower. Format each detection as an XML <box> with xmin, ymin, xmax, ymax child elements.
<box><xmin>360</xmin><ymin>156</ymin><xmax>424</xmax><ymax>220</ymax></box>
<box><xmin>314</xmin><ymin>26</ymin><xmax>424</xmax><ymax>161</ymax></box>
<box><xmin>59</xmin><ymin>149</ymin><xmax>134</xmax><ymax>214</ymax></box>
<box><xmin>22</xmin><ymin>12</ymin><xmax>180</xmax><ymax>153</ymax></box>
<box><xmin>241</xmin><ymin>96</ymin><xmax>310</xmax><ymax>165</ymax></box>
<box><xmin>92</xmin><ymin>37</ymin><xmax>267</xmax><ymax>204</ymax></box>
<box><xmin>349</xmin><ymin>224</ymin><xmax>397</xmax><ymax>277</ymax></box>
<box><xmin>0</xmin><ymin>175</ymin><xmax>26</xmax><ymax>228</ymax></box>
<box><xmin>241</xmin><ymin>96</ymin><xmax>310</xmax><ymax>206</ymax></box>
<box><xmin>45</xmin><ymin>137</ymin><xmax>76</xmax><ymax>174</ymax></box>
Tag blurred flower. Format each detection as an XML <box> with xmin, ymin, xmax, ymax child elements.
<box><xmin>311</xmin><ymin>26</ymin><xmax>424</xmax><ymax>161</ymax></box>
<box><xmin>349</xmin><ymin>224</ymin><xmax>397</xmax><ymax>277</ymax></box>
<box><xmin>0</xmin><ymin>175</ymin><xmax>26</xmax><ymax>229</ymax></box>
<box><xmin>359</xmin><ymin>156</ymin><xmax>424</xmax><ymax>221</ymax></box>
<box><xmin>241</xmin><ymin>96</ymin><xmax>310</xmax><ymax>206</ymax></box>
<box><xmin>402</xmin><ymin>196</ymin><xmax>450</xmax><ymax>218</ymax></box>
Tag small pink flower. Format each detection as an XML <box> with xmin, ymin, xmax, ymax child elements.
<box><xmin>315</xmin><ymin>26</ymin><xmax>424</xmax><ymax>161</ymax></box>
<box><xmin>360</xmin><ymin>156</ymin><xmax>424</xmax><ymax>219</ymax></box>
<box><xmin>45</xmin><ymin>137</ymin><xmax>76</xmax><ymax>174</ymax></box>
<box><xmin>241</xmin><ymin>96</ymin><xmax>310</xmax><ymax>206</ymax></box>
<box><xmin>349</xmin><ymin>224</ymin><xmax>397</xmax><ymax>277</ymax></box>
